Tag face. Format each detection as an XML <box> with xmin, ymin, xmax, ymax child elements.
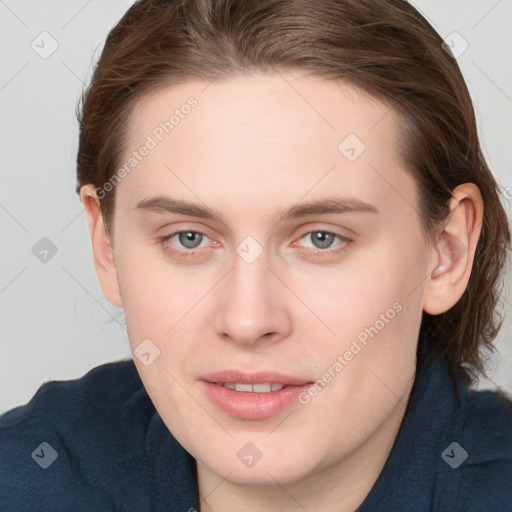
<box><xmin>109</xmin><ymin>72</ymin><xmax>431</xmax><ymax>486</ymax></box>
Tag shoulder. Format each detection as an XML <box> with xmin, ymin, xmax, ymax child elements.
<box><xmin>0</xmin><ymin>359</ymin><xmax>156</xmax><ymax>511</ymax></box>
<box><xmin>0</xmin><ymin>358</ymin><xmax>146</xmax><ymax>431</ymax></box>
<box><xmin>458</xmin><ymin>386</ymin><xmax>512</xmax><ymax>511</ymax></box>
<box><xmin>464</xmin><ymin>386</ymin><xmax>512</xmax><ymax>464</ymax></box>
<box><xmin>465</xmin><ymin>386</ymin><xmax>512</xmax><ymax>447</ymax></box>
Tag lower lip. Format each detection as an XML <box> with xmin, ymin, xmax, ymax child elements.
<box><xmin>202</xmin><ymin>382</ymin><xmax>311</xmax><ymax>420</ymax></box>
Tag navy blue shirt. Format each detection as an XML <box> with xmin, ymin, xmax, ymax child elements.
<box><xmin>1</xmin><ymin>357</ymin><xmax>511</xmax><ymax>511</ymax></box>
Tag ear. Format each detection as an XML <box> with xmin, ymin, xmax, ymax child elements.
<box><xmin>422</xmin><ymin>183</ymin><xmax>484</xmax><ymax>315</ymax></box>
<box><xmin>80</xmin><ymin>185</ymin><xmax>123</xmax><ymax>308</ymax></box>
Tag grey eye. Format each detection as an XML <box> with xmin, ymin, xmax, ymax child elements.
<box><xmin>178</xmin><ymin>231</ymin><xmax>204</xmax><ymax>249</ymax></box>
<box><xmin>309</xmin><ymin>232</ymin><xmax>335</xmax><ymax>249</ymax></box>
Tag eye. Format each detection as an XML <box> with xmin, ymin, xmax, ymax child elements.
<box><xmin>301</xmin><ymin>231</ymin><xmax>338</xmax><ymax>249</ymax></box>
<box><xmin>298</xmin><ymin>231</ymin><xmax>347</xmax><ymax>250</ymax></box>
<box><xmin>167</xmin><ymin>231</ymin><xmax>210</xmax><ymax>250</ymax></box>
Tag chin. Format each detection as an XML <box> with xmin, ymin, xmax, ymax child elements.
<box><xmin>223</xmin><ymin>463</ymin><xmax>310</xmax><ymax>487</ymax></box>
<box><xmin>199</xmin><ymin>443</ymin><xmax>323</xmax><ymax>487</ymax></box>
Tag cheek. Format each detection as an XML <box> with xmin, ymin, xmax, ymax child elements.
<box><xmin>119</xmin><ymin>273</ymin><xmax>175</xmax><ymax>344</ymax></box>
<box><xmin>115</xmin><ymin>243</ymin><xmax>200</xmax><ymax>338</ymax></box>
<box><xmin>116</xmin><ymin>220</ymin><xmax>427</xmax><ymax>366</ymax></box>
<box><xmin>297</xmin><ymin>231</ymin><xmax>427</xmax><ymax>351</ymax></box>
<box><xmin>115</xmin><ymin>245</ymin><xmax>222</xmax><ymax>406</ymax></box>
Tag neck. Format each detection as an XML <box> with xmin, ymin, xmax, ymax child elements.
<box><xmin>196</xmin><ymin>384</ymin><xmax>412</xmax><ymax>512</ymax></box>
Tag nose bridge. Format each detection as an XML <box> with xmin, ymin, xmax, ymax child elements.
<box><xmin>231</xmin><ymin>254</ymin><xmax>269</xmax><ymax>306</ymax></box>
<box><xmin>216</xmin><ymin>251</ymin><xmax>291</xmax><ymax>345</ymax></box>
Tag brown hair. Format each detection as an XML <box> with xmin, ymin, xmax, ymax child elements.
<box><xmin>76</xmin><ymin>0</ymin><xmax>511</xmax><ymax>379</ymax></box>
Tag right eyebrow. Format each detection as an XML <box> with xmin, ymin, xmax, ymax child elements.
<box><xmin>135</xmin><ymin>195</ymin><xmax>225</xmax><ymax>223</ymax></box>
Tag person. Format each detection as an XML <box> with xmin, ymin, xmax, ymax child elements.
<box><xmin>1</xmin><ymin>0</ymin><xmax>511</xmax><ymax>510</ymax></box>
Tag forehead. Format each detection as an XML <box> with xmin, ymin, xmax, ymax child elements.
<box><xmin>127</xmin><ymin>72</ymin><xmax>397</xmax><ymax>152</ymax></box>
<box><xmin>117</xmin><ymin>72</ymin><xmax>416</xmax><ymax>222</ymax></box>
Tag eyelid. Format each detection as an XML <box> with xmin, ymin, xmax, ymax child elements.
<box><xmin>162</xmin><ymin>227</ymin><xmax>351</xmax><ymax>245</ymax></box>
<box><xmin>157</xmin><ymin>221</ymin><xmax>217</xmax><ymax>241</ymax></box>
<box><xmin>162</xmin><ymin>229</ymin><xmax>217</xmax><ymax>247</ymax></box>
<box><xmin>158</xmin><ymin>225</ymin><xmax>353</xmax><ymax>262</ymax></box>
<box><xmin>292</xmin><ymin>226</ymin><xmax>353</xmax><ymax>245</ymax></box>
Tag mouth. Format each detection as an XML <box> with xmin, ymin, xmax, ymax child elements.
<box><xmin>214</xmin><ymin>382</ymin><xmax>286</xmax><ymax>393</ymax></box>
<box><xmin>201</xmin><ymin>371</ymin><xmax>313</xmax><ymax>420</ymax></box>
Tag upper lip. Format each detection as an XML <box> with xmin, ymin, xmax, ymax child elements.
<box><xmin>202</xmin><ymin>370</ymin><xmax>311</xmax><ymax>386</ymax></box>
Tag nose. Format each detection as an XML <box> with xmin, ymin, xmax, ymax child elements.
<box><xmin>215</xmin><ymin>255</ymin><xmax>292</xmax><ymax>347</ymax></box>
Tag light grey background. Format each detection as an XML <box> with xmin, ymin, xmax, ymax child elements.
<box><xmin>1</xmin><ymin>0</ymin><xmax>511</xmax><ymax>413</ymax></box>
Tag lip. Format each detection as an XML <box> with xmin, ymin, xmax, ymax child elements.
<box><xmin>201</xmin><ymin>370</ymin><xmax>313</xmax><ymax>420</ymax></box>
<box><xmin>203</xmin><ymin>370</ymin><xmax>311</xmax><ymax>386</ymax></box>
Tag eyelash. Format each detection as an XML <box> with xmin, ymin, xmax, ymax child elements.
<box><xmin>292</xmin><ymin>229</ymin><xmax>352</xmax><ymax>260</ymax></box>
<box><xmin>159</xmin><ymin>229</ymin><xmax>353</xmax><ymax>261</ymax></box>
<box><xmin>159</xmin><ymin>230</ymin><xmax>212</xmax><ymax>261</ymax></box>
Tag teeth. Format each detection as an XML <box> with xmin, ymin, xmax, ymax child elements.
<box><xmin>220</xmin><ymin>383</ymin><xmax>285</xmax><ymax>393</ymax></box>
<box><xmin>235</xmin><ymin>383</ymin><xmax>253</xmax><ymax>392</ymax></box>
<box><xmin>252</xmin><ymin>383</ymin><xmax>271</xmax><ymax>393</ymax></box>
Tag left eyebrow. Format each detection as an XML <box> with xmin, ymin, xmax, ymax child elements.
<box><xmin>276</xmin><ymin>196</ymin><xmax>379</xmax><ymax>222</ymax></box>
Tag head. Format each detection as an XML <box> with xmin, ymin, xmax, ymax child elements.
<box><xmin>77</xmin><ymin>0</ymin><xmax>510</xmax><ymax>490</ymax></box>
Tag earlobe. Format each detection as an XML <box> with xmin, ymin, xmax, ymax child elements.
<box><xmin>422</xmin><ymin>183</ymin><xmax>483</xmax><ymax>315</ymax></box>
<box><xmin>80</xmin><ymin>185</ymin><xmax>123</xmax><ymax>308</ymax></box>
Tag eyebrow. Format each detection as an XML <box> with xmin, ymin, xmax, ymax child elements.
<box><xmin>134</xmin><ymin>195</ymin><xmax>379</xmax><ymax>224</ymax></box>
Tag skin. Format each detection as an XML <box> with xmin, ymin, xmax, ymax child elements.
<box><xmin>81</xmin><ymin>72</ymin><xmax>483</xmax><ymax>511</ymax></box>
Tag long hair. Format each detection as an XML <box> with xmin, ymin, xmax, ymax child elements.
<box><xmin>76</xmin><ymin>0</ymin><xmax>511</xmax><ymax>379</ymax></box>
